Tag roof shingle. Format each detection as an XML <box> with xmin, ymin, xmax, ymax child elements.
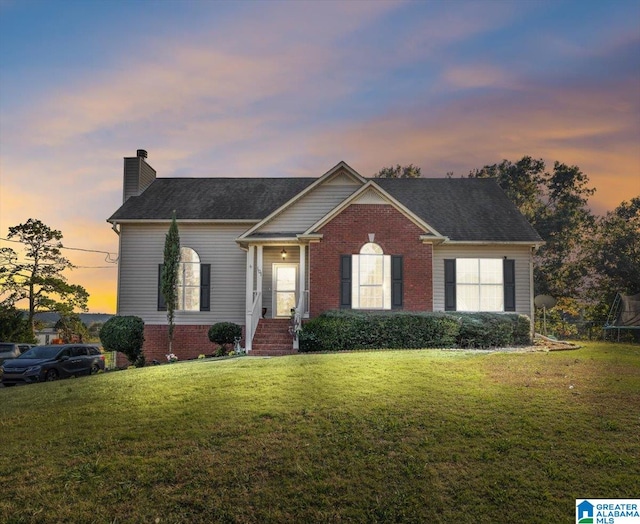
<box><xmin>108</xmin><ymin>176</ymin><xmax>542</xmax><ymax>242</ymax></box>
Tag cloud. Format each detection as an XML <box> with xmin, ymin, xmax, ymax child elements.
<box><xmin>2</xmin><ymin>0</ymin><xmax>638</xmax><ymax>312</ymax></box>
<box><xmin>306</xmin><ymin>72</ymin><xmax>639</xmax><ymax>214</ymax></box>
<box><xmin>441</xmin><ymin>64</ymin><xmax>516</xmax><ymax>90</ymax></box>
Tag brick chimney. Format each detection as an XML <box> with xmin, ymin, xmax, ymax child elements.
<box><xmin>122</xmin><ymin>149</ymin><xmax>156</xmax><ymax>203</ymax></box>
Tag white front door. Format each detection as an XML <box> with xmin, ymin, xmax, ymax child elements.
<box><xmin>273</xmin><ymin>264</ymin><xmax>298</xmax><ymax>318</ymax></box>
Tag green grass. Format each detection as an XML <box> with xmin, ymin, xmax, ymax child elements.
<box><xmin>1</xmin><ymin>342</ymin><xmax>639</xmax><ymax>523</ymax></box>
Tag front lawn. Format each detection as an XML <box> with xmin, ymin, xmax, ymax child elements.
<box><xmin>1</xmin><ymin>342</ymin><xmax>638</xmax><ymax>523</ymax></box>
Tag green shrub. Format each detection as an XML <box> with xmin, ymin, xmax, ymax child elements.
<box><xmin>512</xmin><ymin>314</ymin><xmax>532</xmax><ymax>345</ymax></box>
<box><xmin>208</xmin><ymin>322</ymin><xmax>242</xmax><ymax>349</ymax></box>
<box><xmin>299</xmin><ymin>311</ymin><xmax>459</xmax><ymax>352</ymax></box>
<box><xmin>456</xmin><ymin>313</ymin><xmax>532</xmax><ymax>348</ymax></box>
<box><xmin>99</xmin><ymin>316</ymin><xmax>145</xmax><ymax>366</ymax></box>
<box><xmin>299</xmin><ymin>310</ymin><xmax>532</xmax><ymax>352</ymax></box>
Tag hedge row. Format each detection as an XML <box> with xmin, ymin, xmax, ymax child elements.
<box><xmin>298</xmin><ymin>310</ymin><xmax>531</xmax><ymax>352</ymax></box>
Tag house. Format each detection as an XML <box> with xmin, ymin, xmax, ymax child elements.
<box><xmin>576</xmin><ymin>500</ymin><xmax>594</xmax><ymax>523</ymax></box>
<box><xmin>108</xmin><ymin>150</ymin><xmax>543</xmax><ymax>360</ymax></box>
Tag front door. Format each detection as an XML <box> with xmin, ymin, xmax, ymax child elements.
<box><xmin>273</xmin><ymin>264</ymin><xmax>298</xmax><ymax>318</ymax></box>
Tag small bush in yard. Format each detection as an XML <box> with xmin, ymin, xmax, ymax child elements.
<box><xmin>208</xmin><ymin>322</ymin><xmax>242</xmax><ymax>354</ymax></box>
<box><xmin>512</xmin><ymin>314</ymin><xmax>532</xmax><ymax>345</ymax></box>
<box><xmin>99</xmin><ymin>315</ymin><xmax>145</xmax><ymax>367</ymax></box>
<box><xmin>456</xmin><ymin>313</ymin><xmax>532</xmax><ymax>348</ymax></box>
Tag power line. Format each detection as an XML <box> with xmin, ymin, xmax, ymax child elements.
<box><xmin>75</xmin><ymin>266</ymin><xmax>118</xmax><ymax>269</ymax></box>
<box><xmin>0</xmin><ymin>237</ymin><xmax>118</xmax><ymax>263</ymax></box>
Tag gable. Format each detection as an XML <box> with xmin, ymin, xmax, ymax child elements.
<box><xmin>240</xmin><ymin>162</ymin><xmax>365</xmax><ymax>238</ymax></box>
<box><xmin>257</xmin><ymin>171</ymin><xmax>361</xmax><ymax>234</ymax></box>
<box><xmin>305</xmin><ymin>181</ymin><xmax>444</xmax><ymax>239</ymax></box>
<box><xmin>351</xmin><ymin>187</ymin><xmax>388</xmax><ymax>205</ymax></box>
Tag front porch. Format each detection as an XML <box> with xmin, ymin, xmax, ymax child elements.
<box><xmin>244</xmin><ymin>243</ymin><xmax>310</xmax><ymax>353</ymax></box>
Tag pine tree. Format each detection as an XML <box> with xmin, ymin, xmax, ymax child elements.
<box><xmin>161</xmin><ymin>211</ymin><xmax>181</xmax><ymax>353</ymax></box>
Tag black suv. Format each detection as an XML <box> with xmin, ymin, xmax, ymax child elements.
<box><xmin>1</xmin><ymin>344</ymin><xmax>105</xmax><ymax>386</ymax></box>
<box><xmin>0</xmin><ymin>343</ymin><xmax>34</xmax><ymax>365</ymax></box>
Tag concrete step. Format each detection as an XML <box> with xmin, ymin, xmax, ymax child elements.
<box><xmin>252</xmin><ymin>342</ymin><xmax>294</xmax><ymax>350</ymax></box>
<box><xmin>250</xmin><ymin>349</ymin><xmax>297</xmax><ymax>357</ymax></box>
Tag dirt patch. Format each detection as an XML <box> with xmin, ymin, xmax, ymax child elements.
<box><xmin>533</xmin><ymin>336</ymin><xmax>581</xmax><ymax>351</ymax></box>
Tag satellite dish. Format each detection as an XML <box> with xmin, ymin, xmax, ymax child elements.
<box><xmin>534</xmin><ymin>295</ymin><xmax>556</xmax><ymax>336</ymax></box>
<box><xmin>535</xmin><ymin>295</ymin><xmax>557</xmax><ymax>309</ymax></box>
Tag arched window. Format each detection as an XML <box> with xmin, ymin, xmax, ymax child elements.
<box><xmin>177</xmin><ymin>247</ymin><xmax>200</xmax><ymax>311</ymax></box>
<box><xmin>352</xmin><ymin>242</ymin><xmax>391</xmax><ymax>309</ymax></box>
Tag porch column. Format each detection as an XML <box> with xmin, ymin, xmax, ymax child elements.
<box><xmin>299</xmin><ymin>244</ymin><xmax>306</xmax><ymax>313</ymax></box>
<box><xmin>245</xmin><ymin>245</ymin><xmax>255</xmax><ymax>352</ymax></box>
<box><xmin>256</xmin><ymin>245</ymin><xmax>263</xmax><ymax>301</ymax></box>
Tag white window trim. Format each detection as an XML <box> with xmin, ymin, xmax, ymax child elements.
<box><xmin>177</xmin><ymin>247</ymin><xmax>200</xmax><ymax>312</ymax></box>
<box><xmin>352</xmin><ymin>243</ymin><xmax>391</xmax><ymax>310</ymax></box>
<box><xmin>456</xmin><ymin>258</ymin><xmax>504</xmax><ymax>312</ymax></box>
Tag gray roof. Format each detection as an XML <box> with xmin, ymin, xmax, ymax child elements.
<box><xmin>376</xmin><ymin>178</ymin><xmax>542</xmax><ymax>242</ymax></box>
<box><xmin>108</xmin><ymin>178</ymin><xmax>316</xmax><ymax>221</ymax></box>
<box><xmin>109</xmin><ymin>176</ymin><xmax>542</xmax><ymax>242</ymax></box>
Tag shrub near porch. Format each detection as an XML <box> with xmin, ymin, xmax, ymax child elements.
<box><xmin>299</xmin><ymin>310</ymin><xmax>532</xmax><ymax>351</ymax></box>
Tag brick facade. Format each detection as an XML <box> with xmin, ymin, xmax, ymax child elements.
<box><xmin>116</xmin><ymin>324</ymin><xmax>245</xmax><ymax>367</ymax></box>
<box><xmin>309</xmin><ymin>204</ymin><xmax>433</xmax><ymax>317</ymax></box>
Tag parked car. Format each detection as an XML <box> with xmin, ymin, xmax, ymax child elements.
<box><xmin>1</xmin><ymin>344</ymin><xmax>105</xmax><ymax>386</ymax></box>
<box><xmin>0</xmin><ymin>343</ymin><xmax>35</xmax><ymax>365</ymax></box>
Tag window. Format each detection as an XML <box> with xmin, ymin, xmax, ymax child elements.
<box><xmin>157</xmin><ymin>248</ymin><xmax>211</xmax><ymax>312</ymax></box>
<box><xmin>352</xmin><ymin>243</ymin><xmax>391</xmax><ymax>310</ymax></box>
<box><xmin>177</xmin><ymin>247</ymin><xmax>200</xmax><ymax>311</ymax></box>
<box><xmin>445</xmin><ymin>258</ymin><xmax>515</xmax><ymax>312</ymax></box>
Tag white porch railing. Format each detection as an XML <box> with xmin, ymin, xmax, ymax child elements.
<box><xmin>302</xmin><ymin>289</ymin><xmax>309</xmax><ymax>318</ymax></box>
<box><xmin>246</xmin><ymin>290</ymin><xmax>262</xmax><ymax>352</ymax></box>
<box><xmin>292</xmin><ymin>290</ymin><xmax>309</xmax><ymax>350</ymax></box>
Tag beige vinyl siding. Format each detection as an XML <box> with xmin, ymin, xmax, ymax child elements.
<box><xmin>432</xmin><ymin>244</ymin><xmax>534</xmax><ymax>319</ymax></box>
<box><xmin>117</xmin><ymin>223</ymin><xmax>251</xmax><ymax>325</ymax></box>
<box><xmin>260</xmin><ymin>183</ymin><xmax>359</xmax><ymax>233</ymax></box>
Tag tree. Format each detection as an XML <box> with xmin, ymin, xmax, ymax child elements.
<box><xmin>100</xmin><ymin>315</ymin><xmax>145</xmax><ymax>367</ymax></box>
<box><xmin>533</xmin><ymin>162</ymin><xmax>595</xmax><ymax>298</ymax></box>
<box><xmin>161</xmin><ymin>212</ymin><xmax>181</xmax><ymax>354</ymax></box>
<box><xmin>469</xmin><ymin>158</ymin><xmax>595</xmax><ymax>298</ymax></box>
<box><xmin>87</xmin><ymin>321</ymin><xmax>104</xmax><ymax>342</ymax></box>
<box><xmin>468</xmin><ymin>156</ymin><xmax>546</xmax><ymax>222</ymax></box>
<box><xmin>374</xmin><ymin>164</ymin><xmax>421</xmax><ymax>178</ymax></box>
<box><xmin>585</xmin><ymin>197</ymin><xmax>640</xmax><ymax>320</ymax></box>
<box><xmin>0</xmin><ymin>219</ymin><xmax>89</xmax><ymax>335</ymax></box>
<box><xmin>55</xmin><ymin>312</ymin><xmax>88</xmax><ymax>343</ymax></box>
<box><xmin>0</xmin><ymin>303</ymin><xmax>35</xmax><ymax>342</ymax></box>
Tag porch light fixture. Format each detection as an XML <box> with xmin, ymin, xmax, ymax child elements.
<box><xmin>281</xmin><ymin>248</ymin><xmax>287</xmax><ymax>260</ymax></box>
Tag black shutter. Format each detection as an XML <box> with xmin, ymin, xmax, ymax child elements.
<box><xmin>340</xmin><ymin>255</ymin><xmax>352</xmax><ymax>308</ymax></box>
<box><xmin>200</xmin><ymin>264</ymin><xmax>211</xmax><ymax>311</ymax></box>
<box><xmin>157</xmin><ymin>264</ymin><xmax>167</xmax><ymax>311</ymax></box>
<box><xmin>391</xmin><ymin>255</ymin><xmax>403</xmax><ymax>309</ymax></box>
<box><xmin>503</xmin><ymin>259</ymin><xmax>516</xmax><ymax>312</ymax></box>
<box><xmin>444</xmin><ymin>259</ymin><xmax>456</xmax><ymax>311</ymax></box>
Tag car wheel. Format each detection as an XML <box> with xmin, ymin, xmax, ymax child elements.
<box><xmin>45</xmin><ymin>369</ymin><xmax>59</xmax><ymax>382</ymax></box>
<box><xmin>90</xmin><ymin>364</ymin><xmax>100</xmax><ymax>375</ymax></box>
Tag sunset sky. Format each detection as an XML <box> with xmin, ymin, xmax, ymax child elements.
<box><xmin>1</xmin><ymin>0</ymin><xmax>639</xmax><ymax>314</ymax></box>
